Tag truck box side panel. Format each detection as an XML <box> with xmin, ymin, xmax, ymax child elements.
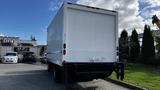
<box><xmin>64</xmin><ymin>7</ymin><xmax>117</xmax><ymax>62</ymax></box>
<box><xmin>47</xmin><ymin>6</ymin><xmax>64</xmax><ymax>65</ymax></box>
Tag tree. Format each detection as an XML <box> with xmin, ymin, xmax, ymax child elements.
<box><xmin>141</xmin><ymin>25</ymin><xmax>155</xmax><ymax>64</ymax></box>
<box><xmin>155</xmin><ymin>36</ymin><xmax>160</xmax><ymax>64</ymax></box>
<box><xmin>130</xmin><ymin>29</ymin><xmax>140</xmax><ymax>62</ymax></box>
<box><xmin>119</xmin><ymin>29</ymin><xmax>129</xmax><ymax>62</ymax></box>
<box><xmin>155</xmin><ymin>37</ymin><xmax>160</xmax><ymax>55</ymax></box>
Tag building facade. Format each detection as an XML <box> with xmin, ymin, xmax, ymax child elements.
<box><xmin>0</xmin><ymin>35</ymin><xmax>44</xmax><ymax>58</ymax></box>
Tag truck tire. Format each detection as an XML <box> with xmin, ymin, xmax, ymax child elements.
<box><xmin>47</xmin><ymin>64</ymin><xmax>52</xmax><ymax>72</ymax></box>
<box><xmin>53</xmin><ymin>67</ymin><xmax>62</xmax><ymax>83</ymax></box>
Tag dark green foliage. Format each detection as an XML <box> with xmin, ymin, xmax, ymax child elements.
<box><xmin>155</xmin><ymin>36</ymin><xmax>160</xmax><ymax>64</ymax></box>
<box><xmin>141</xmin><ymin>25</ymin><xmax>155</xmax><ymax>64</ymax></box>
<box><xmin>130</xmin><ymin>29</ymin><xmax>140</xmax><ymax>62</ymax></box>
<box><xmin>119</xmin><ymin>30</ymin><xmax>129</xmax><ymax>62</ymax></box>
<box><xmin>120</xmin><ymin>30</ymin><xmax>128</xmax><ymax>39</ymax></box>
<box><xmin>155</xmin><ymin>36</ymin><xmax>160</xmax><ymax>54</ymax></box>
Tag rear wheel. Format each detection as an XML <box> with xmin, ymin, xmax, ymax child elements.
<box><xmin>47</xmin><ymin>64</ymin><xmax>52</xmax><ymax>72</ymax></box>
<box><xmin>53</xmin><ymin>66</ymin><xmax>62</xmax><ymax>83</ymax></box>
<box><xmin>53</xmin><ymin>68</ymin><xmax>57</xmax><ymax>81</ymax></box>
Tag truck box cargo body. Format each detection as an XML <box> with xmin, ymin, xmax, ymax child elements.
<box><xmin>47</xmin><ymin>2</ymin><xmax>124</xmax><ymax>82</ymax></box>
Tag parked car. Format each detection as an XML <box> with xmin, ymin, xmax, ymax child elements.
<box><xmin>17</xmin><ymin>54</ymin><xmax>23</xmax><ymax>63</ymax></box>
<box><xmin>2</xmin><ymin>52</ymin><xmax>18</xmax><ymax>63</ymax></box>
<box><xmin>22</xmin><ymin>51</ymin><xmax>36</xmax><ymax>63</ymax></box>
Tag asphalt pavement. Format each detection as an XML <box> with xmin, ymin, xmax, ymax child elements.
<box><xmin>0</xmin><ymin>63</ymin><xmax>131</xmax><ymax>90</ymax></box>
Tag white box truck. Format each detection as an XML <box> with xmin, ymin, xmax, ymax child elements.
<box><xmin>47</xmin><ymin>2</ymin><xmax>124</xmax><ymax>83</ymax></box>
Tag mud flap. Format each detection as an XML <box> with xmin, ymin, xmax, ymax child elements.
<box><xmin>114</xmin><ymin>63</ymin><xmax>124</xmax><ymax>80</ymax></box>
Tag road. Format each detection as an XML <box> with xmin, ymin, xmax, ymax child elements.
<box><xmin>0</xmin><ymin>63</ymin><xmax>131</xmax><ymax>90</ymax></box>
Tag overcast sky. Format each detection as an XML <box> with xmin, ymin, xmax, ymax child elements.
<box><xmin>77</xmin><ymin>0</ymin><xmax>160</xmax><ymax>34</ymax></box>
<box><xmin>0</xmin><ymin>0</ymin><xmax>160</xmax><ymax>44</ymax></box>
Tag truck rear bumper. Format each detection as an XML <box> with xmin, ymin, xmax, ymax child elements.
<box><xmin>47</xmin><ymin>61</ymin><xmax>124</xmax><ymax>82</ymax></box>
<box><xmin>64</xmin><ymin>62</ymin><xmax>115</xmax><ymax>73</ymax></box>
<box><xmin>63</xmin><ymin>62</ymin><xmax>123</xmax><ymax>81</ymax></box>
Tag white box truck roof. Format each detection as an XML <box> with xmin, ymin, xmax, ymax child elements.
<box><xmin>47</xmin><ymin>3</ymin><xmax>118</xmax><ymax>65</ymax></box>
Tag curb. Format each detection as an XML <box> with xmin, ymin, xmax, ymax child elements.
<box><xmin>106</xmin><ymin>78</ymin><xmax>148</xmax><ymax>90</ymax></box>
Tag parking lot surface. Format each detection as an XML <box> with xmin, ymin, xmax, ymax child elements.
<box><xmin>0</xmin><ymin>63</ymin><xmax>130</xmax><ymax>90</ymax></box>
